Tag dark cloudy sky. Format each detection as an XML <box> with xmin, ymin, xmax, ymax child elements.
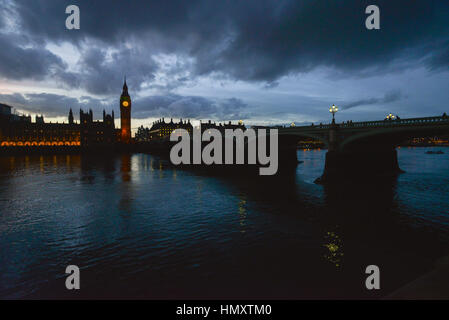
<box><xmin>0</xmin><ymin>0</ymin><xmax>448</xmax><ymax>129</ymax></box>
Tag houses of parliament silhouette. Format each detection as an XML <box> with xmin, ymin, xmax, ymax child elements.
<box><xmin>0</xmin><ymin>76</ymin><xmax>247</xmax><ymax>149</ymax></box>
<box><xmin>0</xmin><ymin>79</ymin><xmax>132</xmax><ymax>148</ymax></box>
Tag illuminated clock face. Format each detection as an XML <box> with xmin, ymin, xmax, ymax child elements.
<box><xmin>122</xmin><ymin>101</ymin><xmax>129</xmax><ymax>107</ymax></box>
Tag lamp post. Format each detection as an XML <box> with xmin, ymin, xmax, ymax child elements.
<box><xmin>385</xmin><ymin>113</ymin><xmax>396</xmax><ymax>120</ymax></box>
<box><xmin>329</xmin><ymin>104</ymin><xmax>338</xmax><ymax>124</ymax></box>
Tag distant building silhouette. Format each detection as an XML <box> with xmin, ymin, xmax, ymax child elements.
<box><xmin>0</xmin><ymin>103</ymin><xmax>116</xmax><ymax>147</ymax></box>
<box><xmin>200</xmin><ymin>120</ymin><xmax>245</xmax><ymax>133</ymax></box>
<box><xmin>0</xmin><ymin>104</ymin><xmax>81</xmax><ymax>147</ymax></box>
<box><xmin>135</xmin><ymin>125</ymin><xmax>151</xmax><ymax>142</ymax></box>
<box><xmin>0</xmin><ymin>81</ymin><xmax>133</xmax><ymax>148</ymax></box>
<box><xmin>79</xmin><ymin>108</ymin><xmax>116</xmax><ymax>147</ymax></box>
<box><xmin>148</xmin><ymin>118</ymin><xmax>193</xmax><ymax>139</ymax></box>
<box><xmin>145</xmin><ymin>118</ymin><xmax>245</xmax><ymax>140</ymax></box>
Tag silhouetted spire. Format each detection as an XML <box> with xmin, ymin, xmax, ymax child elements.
<box><xmin>68</xmin><ymin>108</ymin><xmax>74</xmax><ymax>124</ymax></box>
<box><xmin>121</xmin><ymin>76</ymin><xmax>129</xmax><ymax>97</ymax></box>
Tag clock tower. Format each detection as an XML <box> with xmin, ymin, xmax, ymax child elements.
<box><xmin>120</xmin><ymin>77</ymin><xmax>131</xmax><ymax>143</ymax></box>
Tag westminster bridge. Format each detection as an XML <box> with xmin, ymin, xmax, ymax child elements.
<box><xmin>272</xmin><ymin>114</ymin><xmax>449</xmax><ymax>182</ymax></box>
<box><xmin>136</xmin><ymin>114</ymin><xmax>449</xmax><ymax>181</ymax></box>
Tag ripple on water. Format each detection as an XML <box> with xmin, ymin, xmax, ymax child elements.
<box><xmin>0</xmin><ymin>149</ymin><xmax>448</xmax><ymax>298</ymax></box>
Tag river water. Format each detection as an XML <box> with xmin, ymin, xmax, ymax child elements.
<box><xmin>0</xmin><ymin>147</ymin><xmax>448</xmax><ymax>299</ymax></box>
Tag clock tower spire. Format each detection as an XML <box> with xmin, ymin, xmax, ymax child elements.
<box><xmin>120</xmin><ymin>76</ymin><xmax>131</xmax><ymax>143</ymax></box>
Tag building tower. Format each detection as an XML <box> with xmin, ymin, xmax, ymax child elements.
<box><xmin>68</xmin><ymin>108</ymin><xmax>74</xmax><ymax>124</ymax></box>
<box><xmin>120</xmin><ymin>77</ymin><xmax>132</xmax><ymax>143</ymax></box>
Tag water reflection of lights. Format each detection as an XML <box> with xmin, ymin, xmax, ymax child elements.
<box><xmin>40</xmin><ymin>155</ymin><xmax>44</xmax><ymax>173</ymax></box>
<box><xmin>158</xmin><ymin>160</ymin><xmax>164</xmax><ymax>179</ymax></box>
<box><xmin>238</xmin><ymin>197</ymin><xmax>247</xmax><ymax>233</ymax></box>
<box><xmin>121</xmin><ymin>155</ymin><xmax>131</xmax><ymax>182</ymax></box>
<box><xmin>323</xmin><ymin>230</ymin><xmax>344</xmax><ymax>268</ymax></box>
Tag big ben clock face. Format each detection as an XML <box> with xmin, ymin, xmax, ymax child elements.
<box><xmin>122</xmin><ymin>101</ymin><xmax>129</xmax><ymax>107</ymax></box>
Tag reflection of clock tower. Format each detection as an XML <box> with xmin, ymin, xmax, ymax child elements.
<box><xmin>120</xmin><ymin>77</ymin><xmax>131</xmax><ymax>143</ymax></box>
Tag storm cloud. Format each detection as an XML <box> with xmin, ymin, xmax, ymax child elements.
<box><xmin>2</xmin><ymin>1</ymin><xmax>448</xmax><ymax>89</ymax></box>
<box><xmin>342</xmin><ymin>90</ymin><xmax>403</xmax><ymax>110</ymax></box>
<box><xmin>0</xmin><ymin>92</ymin><xmax>110</xmax><ymax>118</ymax></box>
<box><xmin>0</xmin><ymin>91</ymin><xmax>250</xmax><ymax>121</ymax></box>
<box><xmin>0</xmin><ymin>33</ymin><xmax>66</xmax><ymax>80</ymax></box>
<box><xmin>0</xmin><ymin>0</ymin><xmax>448</xmax><ymax>122</ymax></box>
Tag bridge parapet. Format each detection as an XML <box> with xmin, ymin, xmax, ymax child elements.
<box><xmin>339</xmin><ymin>115</ymin><xmax>449</xmax><ymax>129</ymax></box>
<box><xmin>273</xmin><ymin>115</ymin><xmax>449</xmax><ymax>132</ymax></box>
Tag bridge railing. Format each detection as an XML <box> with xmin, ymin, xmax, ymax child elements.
<box><xmin>282</xmin><ymin>115</ymin><xmax>449</xmax><ymax>130</ymax></box>
<box><xmin>340</xmin><ymin>115</ymin><xmax>449</xmax><ymax>128</ymax></box>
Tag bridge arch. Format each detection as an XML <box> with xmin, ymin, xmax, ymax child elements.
<box><xmin>339</xmin><ymin>124</ymin><xmax>449</xmax><ymax>152</ymax></box>
<box><xmin>279</xmin><ymin>131</ymin><xmax>329</xmax><ymax>148</ymax></box>
<box><xmin>248</xmin><ymin>128</ymin><xmax>330</xmax><ymax>148</ymax></box>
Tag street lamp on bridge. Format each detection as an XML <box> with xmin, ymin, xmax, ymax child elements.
<box><xmin>385</xmin><ymin>113</ymin><xmax>396</xmax><ymax>120</ymax></box>
<box><xmin>329</xmin><ymin>104</ymin><xmax>338</xmax><ymax>124</ymax></box>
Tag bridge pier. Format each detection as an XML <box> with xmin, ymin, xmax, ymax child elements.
<box><xmin>315</xmin><ymin>147</ymin><xmax>402</xmax><ymax>183</ymax></box>
<box><xmin>278</xmin><ymin>144</ymin><xmax>299</xmax><ymax>172</ymax></box>
<box><xmin>276</xmin><ymin>136</ymin><xmax>301</xmax><ymax>174</ymax></box>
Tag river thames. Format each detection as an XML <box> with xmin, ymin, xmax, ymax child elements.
<box><xmin>0</xmin><ymin>147</ymin><xmax>448</xmax><ymax>299</ymax></box>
